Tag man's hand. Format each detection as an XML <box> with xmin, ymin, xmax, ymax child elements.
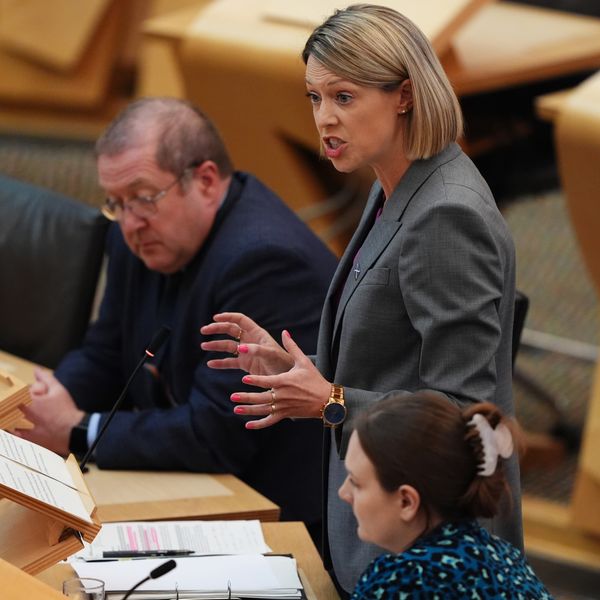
<box><xmin>16</xmin><ymin>368</ymin><xmax>84</xmax><ymax>456</ymax></box>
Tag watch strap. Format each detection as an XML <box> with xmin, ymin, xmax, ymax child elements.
<box><xmin>330</xmin><ymin>384</ymin><xmax>344</xmax><ymax>404</ymax></box>
<box><xmin>69</xmin><ymin>413</ymin><xmax>91</xmax><ymax>455</ymax></box>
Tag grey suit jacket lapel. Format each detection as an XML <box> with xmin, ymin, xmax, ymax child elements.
<box><xmin>317</xmin><ymin>184</ymin><xmax>382</xmax><ymax>376</ymax></box>
<box><xmin>333</xmin><ymin>217</ymin><xmax>400</xmax><ymax>337</ymax></box>
<box><xmin>332</xmin><ymin>143</ymin><xmax>462</xmax><ymax>342</ymax></box>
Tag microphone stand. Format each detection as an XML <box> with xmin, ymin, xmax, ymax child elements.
<box><xmin>78</xmin><ymin>326</ymin><xmax>171</xmax><ymax>472</ymax></box>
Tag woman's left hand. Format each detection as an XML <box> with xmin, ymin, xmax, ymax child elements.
<box><xmin>231</xmin><ymin>330</ymin><xmax>331</xmax><ymax>429</ymax></box>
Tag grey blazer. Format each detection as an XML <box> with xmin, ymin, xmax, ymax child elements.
<box><xmin>316</xmin><ymin>143</ymin><xmax>522</xmax><ymax>592</ymax></box>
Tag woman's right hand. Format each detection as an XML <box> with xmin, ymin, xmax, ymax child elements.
<box><xmin>200</xmin><ymin>312</ymin><xmax>294</xmax><ymax>376</ymax></box>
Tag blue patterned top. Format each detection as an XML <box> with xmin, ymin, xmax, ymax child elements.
<box><xmin>351</xmin><ymin>520</ymin><xmax>553</xmax><ymax>599</ymax></box>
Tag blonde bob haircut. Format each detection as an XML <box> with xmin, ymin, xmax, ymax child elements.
<box><xmin>302</xmin><ymin>4</ymin><xmax>463</xmax><ymax>160</ymax></box>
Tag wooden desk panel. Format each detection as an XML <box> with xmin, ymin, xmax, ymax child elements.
<box><xmin>0</xmin><ymin>0</ymin><xmax>125</xmax><ymax>109</ymax></box>
<box><xmin>445</xmin><ymin>2</ymin><xmax>600</xmax><ymax>95</ymax></box>
<box><xmin>263</xmin><ymin>522</ymin><xmax>339</xmax><ymax>600</ymax></box>
<box><xmin>262</xmin><ymin>0</ymin><xmax>491</xmax><ymax>56</ymax></box>
<box><xmin>2</xmin><ymin>558</ymin><xmax>66</xmax><ymax>600</ymax></box>
<box><xmin>523</xmin><ymin>70</ymin><xmax>600</xmax><ymax>563</ymax></box>
<box><xmin>535</xmin><ymin>88</ymin><xmax>574</xmax><ymax>123</ymax></box>
<box><xmin>84</xmin><ymin>465</ymin><xmax>280</xmax><ymax>523</ymax></box>
<box><xmin>0</xmin><ymin>0</ymin><xmax>111</xmax><ymax>72</ymax></box>
<box><xmin>0</xmin><ymin>351</ymin><xmax>37</xmax><ymax>385</ymax></box>
<box><xmin>523</xmin><ymin>495</ymin><xmax>600</xmax><ymax>572</ymax></box>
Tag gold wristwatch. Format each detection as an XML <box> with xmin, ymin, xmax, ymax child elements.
<box><xmin>321</xmin><ymin>384</ymin><xmax>346</xmax><ymax>427</ymax></box>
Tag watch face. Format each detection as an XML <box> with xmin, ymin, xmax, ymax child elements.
<box><xmin>324</xmin><ymin>401</ymin><xmax>346</xmax><ymax>425</ymax></box>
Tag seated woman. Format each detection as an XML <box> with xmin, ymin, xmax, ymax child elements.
<box><xmin>341</xmin><ymin>390</ymin><xmax>553</xmax><ymax>599</ymax></box>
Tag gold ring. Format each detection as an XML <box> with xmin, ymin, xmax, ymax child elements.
<box><xmin>232</xmin><ymin>344</ymin><xmax>239</xmax><ymax>358</ymax></box>
<box><xmin>270</xmin><ymin>388</ymin><xmax>276</xmax><ymax>402</ymax></box>
<box><xmin>235</xmin><ymin>326</ymin><xmax>243</xmax><ymax>342</ymax></box>
<box><xmin>271</xmin><ymin>402</ymin><xmax>276</xmax><ymax>415</ymax></box>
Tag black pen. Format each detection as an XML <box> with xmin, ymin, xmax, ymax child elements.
<box><xmin>102</xmin><ymin>549</ymin><xmax>195</xmax><ymax>558</ymax></box>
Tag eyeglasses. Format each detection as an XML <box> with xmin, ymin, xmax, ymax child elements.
<box><xmin>101</xmin><ymin>165</ymin><xmax>197</xmax><ymax>222</ymax></box>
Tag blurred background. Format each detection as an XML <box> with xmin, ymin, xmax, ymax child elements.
<box><xmin>1</xmin><ymin>1</ymin><xmax>600</xmax><ymax>597</ymax></box>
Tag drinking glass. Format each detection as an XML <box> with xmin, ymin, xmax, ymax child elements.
<box><xmin>62</xmin><ymin>577</ymin><xmax>105</xmax><ymax>600</ymax></box>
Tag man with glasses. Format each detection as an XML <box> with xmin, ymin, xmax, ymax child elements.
<box><xmin>20</xmin><ymin>97</ymin><xmax>337</xmax><ymax>539</ymax></box>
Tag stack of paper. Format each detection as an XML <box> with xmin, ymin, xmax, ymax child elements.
<box><xmin>74</xmin><ymin>520</ymin><xmax>272</xmax><ymax>559</ymax></box>
<box><xmin>72</xmin><ymin>554</ymin><xmax>303</xmax><ymax>599</ymax></box>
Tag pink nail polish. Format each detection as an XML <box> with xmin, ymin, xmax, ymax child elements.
<box><xmin>238</xmin><ymin>344</ymin><xmax>248</xmax><ymax>354</ymax></box>
<box><xmin>242</xmin><ymin>375</ymin><xmax>253</xmax><ymax>384</ymax></box>
<box><xmin>234</xmin><ymin>406</ymin><xmax>245</xmax><ymax>414</ymax></box>
<box><xmin>231</xmin><ymin>393</ymin><xmax>241</xmax><ymax>401</ymax></box>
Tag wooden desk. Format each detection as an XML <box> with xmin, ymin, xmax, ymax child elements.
<box><xmin>0</xmin><ymin>350</ymin><xmax>280</xmax><ymax>523</ymax></box>
<box><xmin>2</xmin><ymin>558</ymin><xmax>66</xmax><ymax>600</ymax></box>
<box><xmin>0</xmin><ymin>350</ymin><xmax>37</xmax><ymax>386</ymax></box>
<box><xmin>551</xmin><ymin>72</ymin><xmax>600</xmax><ymax>542</ymax></box>
<box><xmin>519</xmin><ymin>71</ymin><xmax>600</xmax><ymax>571</ymax></box>
<box><xmin>264</xmin><ymin>522</ymin><xmax>339</xmax><ymax>600</ymax></box>
<box><xmin>444</xmin><ymin>2</ymin><xmax>600</xmax><ymax>95</ymax></box>
<box><xmin>84</xmin><ymin>465</ymin><xmax>280</xmax><ymax>523</ymax></box>
<box><xmin>38</xmin><ymin>521</ymin><xmax>339</xmax><ymax>600</ymax></box>
<box><xmin>0</xmin><ymin>0</ymin><xmax>125</xmax><ymax>110</ymax></box>
<box><xmin>535</xmin><ymin>88</ymin><xmax>574</xmax><ymax>123</ymax></box>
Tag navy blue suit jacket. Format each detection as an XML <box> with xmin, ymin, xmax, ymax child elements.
<box><xmin>56</xmin><ymin>172</ymin><xmax>337</xmax><ymax>524</ymax></box>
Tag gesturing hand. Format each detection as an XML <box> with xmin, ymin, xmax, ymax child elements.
<box><xmin>228</xmin><ymin>330</ymin><xmax>331</xmax><ymax>430</ymax></box>
<box><xmin>201</xmin><ymin>312</ymin><xmax>294</xmax><ymax>376</ymax></box>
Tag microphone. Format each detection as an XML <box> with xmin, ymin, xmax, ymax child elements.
<box><xmin>145</xmin><ymin>326</ymin><xmax>171</xmax><ymax>357</ymax></box>
<box><xmin>78</xmin><ymin>326</ymin><xmax>171</xmax><ymax>472</ymax></box>
<box><xmin>121</xmin><ymin>559</ymin><xmax>177</xmax><ymax>600</ymax></box>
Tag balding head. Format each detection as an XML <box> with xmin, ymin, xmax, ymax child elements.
<box><xmin>96</xmin><ymin>97</ymin><xmax>234</xmax><ymax>178</ymax></box>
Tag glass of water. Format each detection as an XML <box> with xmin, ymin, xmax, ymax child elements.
<box><xmin>62</xmin><ymin>577</ymin><xmax>105</xmax><ymax>600</ymax></box>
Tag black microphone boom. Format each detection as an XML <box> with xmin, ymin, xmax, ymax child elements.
<box><xmin>78</xmin><ymin>326</ymin><xmax>171</xmax><ymax>472</ymax></box>
<box><xmin>122</xmin><ymin>559</ymin><xmax>176</xmax><ymax>600</ymax></box>
<box><xmin>150</xmin><ymin>559</ymin><xmax>177</xmax><ymax>579</ymax></box>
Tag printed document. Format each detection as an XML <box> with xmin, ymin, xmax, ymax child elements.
<box><xmin>0</xmin><ymin>429</ymin><xmax>76</xmax><ymax>488</ymax></box>
<box><xmin>75</xmin><ymin>520</ymin><xmax>272</xmax><ymax>560</ymax></box>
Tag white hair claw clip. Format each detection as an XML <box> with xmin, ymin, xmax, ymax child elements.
<box><xmin>468</xmin><ymin>413</ymin><xmax>514</xmax><ymax>476</ymax></box>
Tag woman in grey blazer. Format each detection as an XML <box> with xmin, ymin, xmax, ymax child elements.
<box><xmin>201</xmin><ymin>4</ymin><xmax>521</xmax><ymax>596</ymax></box>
